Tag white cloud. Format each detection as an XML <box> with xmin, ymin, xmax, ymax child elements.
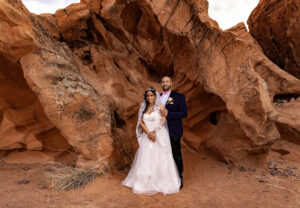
<box><xmin>21</xmin><ymin>0</ymin><xmax>258</xmax><ymax>30</ymax></box>
<box><xmin>208</xmin><ymin>0</ymin><xmax>259</xmax><ymax>30</ymax></box>
<box><xmin>21</xmin><ymin>0</ymin><xmax>80</xmax><ymax>14</ymax></box>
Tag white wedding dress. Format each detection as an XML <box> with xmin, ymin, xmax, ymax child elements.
<box><xmin>122</xmin><ymin>101</ymin><xmax>181</xmax><ymax>195</ymax></box>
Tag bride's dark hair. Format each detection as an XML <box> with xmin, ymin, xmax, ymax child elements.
<box><xmin>143</xmin><ymin>87</ymin><xmax>156</xmax><ymax>114</ymax></box>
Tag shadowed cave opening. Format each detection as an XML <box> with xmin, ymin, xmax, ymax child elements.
<box><xmin>273</xmin><ymin>94</ymin><xmax>299</xmax><ymax>105</ymax></box>
<box><xmin>208</xmin><ymin>111</ymin><xmax>219</xmax><ymax>125</ymax></box>
<box><xmin>139</xmin><ymin>58</ymin><xmax>174</xmax><ymax>82</ymax></box>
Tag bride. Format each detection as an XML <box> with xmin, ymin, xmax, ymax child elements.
<box><xmin>122</xmin><ymin>87</ymin><xmax>181</xmax><ymax>195</ymax></box>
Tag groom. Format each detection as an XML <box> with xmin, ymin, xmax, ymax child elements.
<box><xmin>160</xmin><ymin>75</ymin><xmax>188</xmax><ymax>189</ymax></box>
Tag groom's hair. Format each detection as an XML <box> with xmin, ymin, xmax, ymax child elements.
<box><xmin>161</xmin><ymin>75</ymin><xmax>172</xmax><ymax>81</ymax></box>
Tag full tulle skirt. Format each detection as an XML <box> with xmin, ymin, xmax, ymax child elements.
<box><xmin>122</xmin><ymin>127</ymin><xmax>181</xmax><ymax>195</ymax></box>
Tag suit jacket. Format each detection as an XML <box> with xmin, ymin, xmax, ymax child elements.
<box><xmin>162</xmin><ymin>91</ymin><xmax>188</xmax><ymax>139</ymax></box>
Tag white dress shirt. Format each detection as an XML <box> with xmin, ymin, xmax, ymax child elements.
<box><xmin>160</xmin><ymin>90</ymin><xmax>171</xmax><ymax>106</ymax></box>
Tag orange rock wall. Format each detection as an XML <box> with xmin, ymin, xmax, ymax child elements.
<box><xmin>0</xmin><ymin>0</ymin><xmax>299</xmax><ymax>170</ymax></box>
<box><xmin>248</xmin><ymin>0</ymin><xmax>300</xmax><ymax>79</ymax></box>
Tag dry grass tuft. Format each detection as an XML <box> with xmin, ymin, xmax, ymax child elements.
<box><xmin>45</xmin><ymin>163</ymin><xmax>103</xmax><ymax>191</ymax></box>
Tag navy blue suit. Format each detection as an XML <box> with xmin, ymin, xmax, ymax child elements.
<box><xmin>162</xmin><ymin>91</ymin><xmax>188</xmax><ymax>182</ymax></box>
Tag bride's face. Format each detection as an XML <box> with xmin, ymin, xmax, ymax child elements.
<box><xmin>146</xmin><ymin>91</ymin><xmax>156</xmax><ymax>104</ymax></box>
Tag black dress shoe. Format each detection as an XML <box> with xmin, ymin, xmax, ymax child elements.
<box><xmin>180</xmin><ymin>183</ymin><xmax>183</xmax><ymax>189</ymax></box>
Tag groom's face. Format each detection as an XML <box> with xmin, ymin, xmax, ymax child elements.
<box><xmin>161</xmin><ymin>76</ymin><xmax>172</xmax><ymax>92</ymax></box>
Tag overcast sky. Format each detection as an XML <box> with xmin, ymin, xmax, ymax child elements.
<box><xmin>21</xmin><ymin>0</ymin><xmax>259</xmax><ymax>30</ymax></box>
<box><xmin>208</xmin><ymin>0</ymin><xmax>259</xmax><ymax>29</ymax></box>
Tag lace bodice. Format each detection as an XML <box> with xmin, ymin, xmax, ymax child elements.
<box><xmin>143</xmin><ymin>110</ymin><xmax>161</xmax><ymax>132</ymax></box>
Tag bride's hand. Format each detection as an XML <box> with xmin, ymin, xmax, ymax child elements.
<box><xmin>148</xmin><ymin>131</ymin><xmax>156</xmax><ymax>142</ymax></box>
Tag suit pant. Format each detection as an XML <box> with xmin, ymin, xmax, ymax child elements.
<box><xmin>170</xmin><ymin>137</ymin><xmax>183</xmax><ymax>181</ymax></box>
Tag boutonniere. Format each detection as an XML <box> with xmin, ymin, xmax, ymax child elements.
<box><xmin>166</xmin><ymin>97</ymin><xmax>174</xmax><ymax>105</ymax></box>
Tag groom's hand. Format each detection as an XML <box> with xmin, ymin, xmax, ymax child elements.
<box><xmin>161</xmin><ymin>108</ymin><xmax>168</xmax><ymax>117</ymax></box>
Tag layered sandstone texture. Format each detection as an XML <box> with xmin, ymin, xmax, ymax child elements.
<box><xmin>0</xmin><ymin>0</ymin><xmax>299</xmax><ymax>171</ymax></box>
<box><xmin>247</xmin><ymin>0</ymin><xmax>300</xmax><ymax>157</ymax></box>
<box><xmin>248</xmin><ymin>0</ymin><xmax>300</xmax><ymax>79</ymax></box>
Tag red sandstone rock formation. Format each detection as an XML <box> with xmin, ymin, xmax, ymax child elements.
<box><xmin>247</xmin><ymin>0</ymin><xmax>300</xmax><ymax>157</ymax></box>
<box><xmin>248</xmin><ymin>0</ymin><xmax>300</xmax><ymax>79</ymax></box>
<box><xmin>0</xmin><ymin>0</ymin><xmax>299</xmax><ymax>171</ymax></box>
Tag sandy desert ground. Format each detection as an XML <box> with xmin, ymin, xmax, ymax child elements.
<box><xmin>1</xmin><ymin>146</ymin><xmax>300</xmax><ymax>208</ymax></box>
